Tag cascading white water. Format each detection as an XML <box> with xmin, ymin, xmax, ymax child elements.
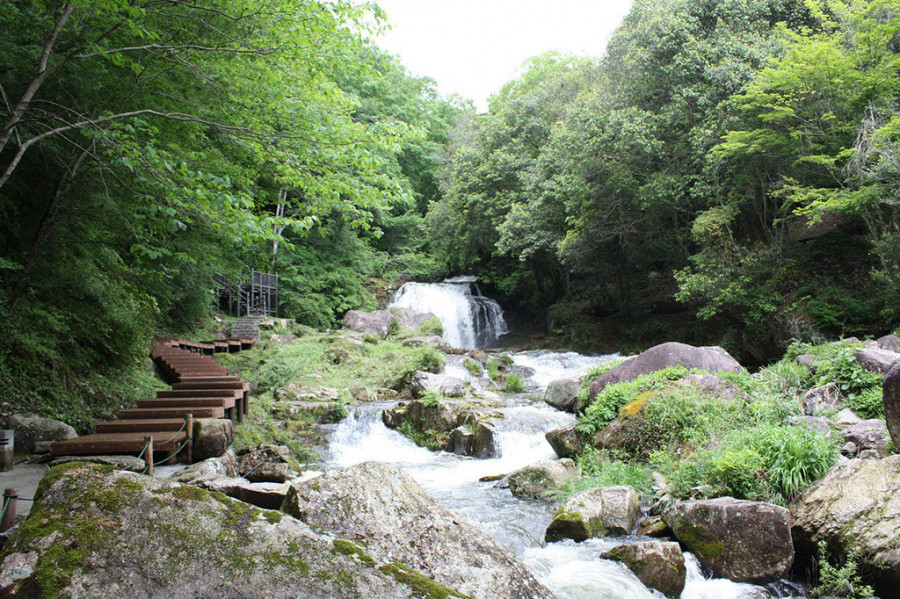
<box><xmin>388</xmin><ymin>279</ymin><xmax>508</xmax><ymax>349</ymax></box>
<box><xmin>325</xmin><ymin>351</ymin><xmax>791</xmax><ymax>599</ymax></box>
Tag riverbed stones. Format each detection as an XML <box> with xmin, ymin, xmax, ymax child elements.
<box><xmin>586</xmin><ymin>342</ymin><xmax>743</xmax><ymax>406</ymax></box>
<box><xmin>600</xmin><ymin>541</ymin><xmax>686</xmax><ymax>598</ymax></box>
<box><xmin>790</xmin><ymin>454</ymin><xmax>900</xmax><ymax>594</ymax></box>
<box><xmin>507</xmin><ymin>459</ymin><xmax>577</xmax><ymax>500</ymax></box>
<box><xmin>0</xmin><ymin>462</ymin><xmax>458</xmax><ymax>598</ymax></box>
<box><xmin>8</xmin><ymin>413</ymin><xmax>76</xmax><ymax>454</ymax></box>
<box><xmin>545</xmin><ymin>485</ymin><xmax>640</xmax><ymax>542</ymax></box>
<box><xmin>190</xmin><ymin>417</ymin><xmax>234</xmax><ymax>461</ymax></box>
<box><xmin>662</xmin><ymin>497</ymin><xmax>794</xmax><ymax>583</ymax></box>
<box><xmin>885</xmin><ymin>362</ymin><xmax>900</xmax><ymax>449</ymax></box>
<box><xmin>282</xmin><ymin>460</ymin><xmax>555</xmax><ymax>599</ymax></box>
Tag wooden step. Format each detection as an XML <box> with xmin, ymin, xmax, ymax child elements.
<box><xmin>119</xmin><ymin>406</ymin><xmax>225</xmax><ymax>419</ymax></box>
<box><xmin>172</xmin><ymin>381</ymin><xmax>250</xmax><ymax>391</ymax></box>
<box><xmin>157</xmin><ymin>389</ymin><xmax>241</xmax><ymax>399</ymax></box>
<box><xmin>137</xmin><ymin>397</ymin><xmax>234</xmax><ymax>409</ymax></box>
<box><xmin>50</xmin><ymin>431</ymin><xmax>188</xmax><ymax>456</ymax></box>
<box><xmin>178</xmin><ymin>375</ymin><xmax>242</xmax><ymax>383</ymax></box>
<box><xmin>96</xmin><ymin>418</ymin><xmax>188</xmax><ymax>433</ymax></box>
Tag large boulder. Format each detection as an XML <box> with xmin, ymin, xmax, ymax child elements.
<box><xmin>236</xmin><ymin>444</ymin><xmax>294</xmax><ymax>483</ymax></box>
<box><xmin>8</xmin><ymin>413</ymin><xmax>76</xmax><ymax>454</ymax></box>
<box><xmin>507</xmin><ymin>459</ymin><xmax>577</xmax><ymax>500</ymax></box>
<box><xmin>0</xmin><ymin>462</ymin><xmax>467</xmax><ymax>598</ymax></box>
<box><xmin>543</xmin><ymin>376</ymin><xmax>583</xmax><ymax>412</ymax></box>
<box><xmin>168</xmin><ymin>450</ymin><xmax>237</xmax><ymax>484</ymax></box>
<box><xmin>878</xmin><ymin>334</ymin><xmax>900</xmax><ymax>352</ymax></box>
<box><xmin>545</xmin><ymin>486</ymin><xmax>640</xmax><ymax>542</ymax></box>
<box><xmin>545</xmin><ymin>423</ymin><xmax>588</xmax><ymax>459</ymax></box>
<box><xmin>885</xmin><ymin>362</ymin><xmax>900</xmax><ymax>449</ymax></box>
<box><xmin>410</xmin><ymin>371</ymin><xmax>465</xmax><ymax>398</ymax></box>
<box><xmin>191</xmin><ymin>418</ymin><xmax>234</xmax><ymax>461</ymax></box>
<box><xmin>662</xmin><ymin>498</ymin><xmax>793</xmax><ymax>583</ymax></box>
<box><xmin>282</xmin><ymin>461</ymin><xmax>554</xmax><ymax>599</ymax></box>
<box><xmin>600</xmin><ymin>541</ymin><xmax>686</xmax><ymax>598</ymax></box>
<box><xmin>587</xmin><ymin>342</ymin><xmax>743</xmax><ymax>406</ymax></box>
<box><xmin>342</xmin><ymin>309</ymin><xmax>395</xmax><ymax>338</ymax></box>
<box><xmin>790</xmin><ymin>454</ymin><xmax>900</xmax><ymax>594</ymax></box>
<box><xmin>854</xmin><ymin>348</ymin><xmax>900</xmax><ymax>375</ymax></box>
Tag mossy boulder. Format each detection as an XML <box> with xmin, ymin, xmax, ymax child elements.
<box><xmin>0</xmin><ymin>462</ymin><xmax>459</xmax><ymax>598</ymax></box>
<box><xmin>281</xmin><ymin>461</ymin><xmax>554</xmax><ymax>599</ymax></box>
<box><xmin>600</xmin><ymin>541</ymin><xmax>686</xmax><ymax>598</ymax></box>
<box><xmin>508</xmin><ymin>459</ymin><xmax>577</xmax><ymax>501</ymax></box>
<box><xmin>544</xmin><ymin>486</ymin><xmax>640</xmax><ymax>542</ymax></box>
<box><xmin>663</xmin><ymin>497</ymin><xmax>793</xmax><ymax>583</ymax></box>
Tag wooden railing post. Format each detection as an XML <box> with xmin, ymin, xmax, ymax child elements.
<box><xmin>1</xmin><ymin>488</ymin><xmax>18</xmax><ymax>532</ymax></box>
<box><xmin>144</xmin><ymin>436</ymin><xmax>154</xmax><ymax>476</ymax></box>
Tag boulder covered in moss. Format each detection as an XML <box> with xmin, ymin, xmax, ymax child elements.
<box><xmin>544</xmin><ymin>485</ymin><xmax>640</xmax><ymax>542</ymax></box>
<box><xmin>282</xmin><ymin>461</ymin><xmax>555</xmax><ymax>599</ymax></box>
<box><xmin>545</xmin><ymin>422</ymin><xmax>589</xmax><ymax>459</ymax></box>
<box><xmin>663</xmin><ymin>497</ymin><xmax>793</xmax><ymax>583</ymax></box>
<box><xmin>0</xmin><ymin>462</ymin><xmax>466</xmax><ymax>598</ymax></box>
<box><xmin>600</xmin><ymin>541</ymin><xmax>685</xmax><ymax>598</ymax></box>
<box><xmin>508</xmin><ymin>459</ymin><xmax>577</xmax><ymax>500</ymax></box>
<box><xmin>790</xmin><ymin>454</ymin><xmax>900</xmax><ymax>595</ymax></box>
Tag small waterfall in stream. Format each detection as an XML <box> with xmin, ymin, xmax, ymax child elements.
<box><xmin>388</xmin><ymin>277</ymin><xmax>508</xmax><ymax>349</ymax></box>
<box><xmin>324</xmin><ymin>351</ymin><xmax>791</xmax><ymax>599</ymax></box>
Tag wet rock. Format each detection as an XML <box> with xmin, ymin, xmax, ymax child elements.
<box><xmin>282</xmin><ymin>461</ymin><xmax>554</xmax><ymax>599</ymax></box>
<box><xmin>446</xmin><ymin>426</ymin><xmax>475</xmax><ymax>456</ymax></box>
<box><xmin>854</xmin><ymin>348</ymin><xmax>900</xmax><ymax>375</ymax></box>
<box><xmin>410</xmin><ymin>371</ymin><xmax>466</xmax><ymax>398</ymax></box>
<box><xmin>236</xmin><ymin>444</ymin><xmax>294</xmax><ymax>483</ymax></box>
<box><xmin>8</xmin><ymin>413</ymin><xmax>76</xmax><ymax>454</ymax></box>
<box><xmin>191</xmin><ymin>418</ymin><xmax>234</xmax><ymax>461</ymax></box>
<box><xmin>545</xmin><ymin>422</ymin><xmax>588</xmax><ymax>459</ymax></box>
<box><xmin>473</xmin><ymin>421</ymin><xmax>498</xmax><ymax>459</ymax></box>
<box><xmin>663</xmin><ymin>498</ymin><xmax>793</xmax><ymax>583</ymax></box>
<box><xmin>637</xmin><ymin>515</ymin><xmax>670</xmax><ymax>537</ymax></box>
<box><xmin>342</xmin><ymin>309</ymin><xmax>395</xmax><ymax>338</ymax></box>
<box><xmin>507</xmin><ymin>459</ymin><xmax>577</xmax><ymax>500</ymax></box>
<box><xmin>790</xmin><ymin>454</ymin><xmax>900</xmax><ymax>595</ymax></box>
<box><xmin>803</xmin><ymin>383</ymin><xmax>844</xmax><ymax>416</ymax></box>
<box><xmin>885</xmin><ymin>362</ymin><xmax>900</xmax><ymax>449</ymax></box>
<box><xmin>543</xmin><ymin>376</ymin><xmax>583</xmax><ymax>412</ymax></box>
<box><xmin>601</xmin><ymin>541</ymin><xmax>686</xmax><ymax>598</ymax></box>
<box><xmin>0</xmin><ymin>463</ymin><xmax>452</xmax><ymax>598</ymax></box>
<box><xmin>545</xmin><ymin>486</ymin><xmax>640</xmax><ymax>542</ymax></box>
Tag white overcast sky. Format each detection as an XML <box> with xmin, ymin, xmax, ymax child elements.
<box><xmin>370</xmin><ymin>1</ymin><xmax>635</xmax><ymax>111</ymax></box>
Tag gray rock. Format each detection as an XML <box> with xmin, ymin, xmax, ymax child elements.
<box><xmin>841</xmin><ymin>441</ymin><xmax>858</xmax><ymax>456</ymax></box>
<box><xmin>389</xmin><ymin>308</ymin><xmax>440</xmax><ymax>333</ymax></box>
<box><xmin>401</xmin><ymin>336</ymin><xmax>451</xmax><ymax>349</ymax></box>
<box><xmin>803</xmin><ymin>383</ymin><xmax>844</xmax><ymax>416</ymax></box>
<box><xmin>834</xmin><ymin>408</ymin><xmax>863</xmax><ymax>427</ymax></box>
<box><xmin>545</xmin><ymin>423</ymin><xmax>587</xmax><ymax>459</ymax></box>
<box><xmin>545</xmin><ymin>486</ymin><xmax>641</xmax><ymax>542</ymax></box>
<box><xmin>446</xmin><ymin>426</ymin><xmax>474</xmax><ymax>456</ymax></box>
<box><xmin>675</xmin><ymin>373</ymin><xmax>749</xmax><ymax>403</ymax></box>
<box><xmin>168</xmin><ymin>450</ymin><xmax>237</xmax><ymax>484</ymax></box>
<box><xmin>201</xmin><ymin>476</ymin><xmax>291</xmax><ymax>510</ymax></box>
<box><xmin>841</xmin><ymin>419</ymin><xmax>888</xmax><ymax>453</ymax></box>
<box><xmin>342</xmin><ymin>309</ymin><xmax>395</xmax><ymax>338</ymax></box>
<box><xmin>191</xmin><ymin>418</ymin><xmax>233</xmax><ymax>461</ymax></box>
<box><xmin>885</xmin><ymin>361</ymin><xmax>900</xmax><ymax>449</ymax></box>
<box><xmin>473</xmin><ymin>421</ymin><xmax>498</xmax><ymax>459</ymax></box>
<box><xmin>878</xmin><ymin>334</ymin><xmax>900</xmax><ymax>352</ymax></box>
<box><xmin>507</xmin><ymin>459</ymin><xmax>577</xmax><ymax>500</ymax></box>
<box><xmin>787</xmin><ymin>415</ymin><xmax>833</xmax><ymax>436</ymax></box>
<box><xmin>790</xmin><ymin>454</ymin><xmax>900</xmax><ymax>595</ymax></box>
<box><xmin>282</xmin><ymin>461</ymin><xmax>554</xmax><ymax>599</ymax></box>
<box><xmin>274</xmin><ymin>382</ymin><xmax>340</xmax><ymax>402</ymax></box>
<box><xmin>237</xmin><ymin>444</ymin><xmax>294</xmax><ymax>483</ymax></box>
<box><xmin>601</xmin><ymin>541</ymin><xmax>686</xmax><ymax>598</ymax></box>
<box><xmin>587</xmin><ymin>343</ymin><xmax>743</xmax><ymax>405</ymax></box>
<box><xmin>271</xmin><ymin>400</ymin><xmax>344</xmax><ymax>423</ymax></box>
<box><xmin>854</xmin><ymin>348</ymin><xmax>900</xmax><ymax>375</ymax></box>
<box><xmin>0</xmin><ymin>463</ymin><xmax>459</xmax><ymax>598</ymax></box>
<box><xmin>410</xmin><ymin>371</ymin><xmax>465</xmax><ymax>398</ymax></box>
<box><xmin>663</xmin><ymin>498</ymin><xmax>793</xmax><ymax>583</ymax></box>
<box><xmin>8</xmin><ymin>413</ymin><xmax>76</xmax><ymax>454</ymax></box>
<box><xmin>49</xmin><ymin>454</ymin><xmax>146</xmax><ymax>472</ymax></box>
<box><xmin>796</xmin><ymin>354</ymin><xmax>818</xmax><ymax>371</ymax></box>
<box><xmin>543</xmin><ymin>376</ymin><xmax>583</xmax><ymax>412</ymax></box>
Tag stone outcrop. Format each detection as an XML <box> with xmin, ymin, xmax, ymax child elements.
<box><xmin>409</xmin><ymin>371</ymin><xmax>465</xmax><ymax>398</ymax></box>
<box><xmin>854</xmin><ymin>347</ymin><xmax>900</xmax><ymax>375</ymax></box>
<box><xmin>342</xmin><ymin>309</ymin><xmax>396</xmax><ymax>338</ymax></box>
<box><xmin>543</xmin><ymin>376</ymin><xmax>583</xmax><ymax>412</ymax></box>
<box><xmin>507</xmin><ymin>459</ymin><xmax>577</xmax><ymax>500</ymax></box>
<box><xmin>885</xmin><ymin>362</ymin><xmax>900</xmax><ymax>449</ymax></box>
<box><xmin>190</xmin><ymin>418</ymin><xmax>234</xmax><ymax>461</ymax></box>
<box><xmin>790</xmin><ymin>454</ymin><xmax>900</xmax><ymax>594</ymax></box>
<box><xmin>586</xmin><ymin>342</ymin><xmax>743</xmax><ymax>406</ymax></box>
<box><xmin>0</xmin><ymin>462</ymin><xmax>467</xmax><ymax>598</ymax></box>
<box><xmin>282</xmin><ymin>461</ymin><xmax>554</xmax><ymax>599</ymax></box>
<box><xmin>7</xmin><ymin>413</ymin><xmax>76</xmax><ymax>454</ymax></box>
<box><xmin>383</xmin><ymin>399</ymin><xmax>500</xmax><ymax>458</ymax></box>
<box><xmin>600</xmin><ymin>541</ymin><xmax>686</xmax><ymax>598</ymax></box>
<box><xmin>662</xmin><ymin>498</ymin><xmax>793</xmax><ymax>583</ymax></box>
<box><xmin>545</xmin><ymin>486</ymin><xmax>640</xmax><ymax>542</ymax></box>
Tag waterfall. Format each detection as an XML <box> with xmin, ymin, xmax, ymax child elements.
<box><xmin>388</xmin><ymin>279</ymin><xmax>508</xmax><ymax>349</ymax></box>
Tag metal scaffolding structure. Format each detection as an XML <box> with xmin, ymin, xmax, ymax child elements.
<box><xmin>214</xmin><ymin>268</ymin><xmax>278</xmax><ymax>317</ymax></box>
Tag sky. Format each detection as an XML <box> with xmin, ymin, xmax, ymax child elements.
<box><xmin>370</xmin><ymin>0</ymin><xmax>635</xmax><ymax>112</ymax></box>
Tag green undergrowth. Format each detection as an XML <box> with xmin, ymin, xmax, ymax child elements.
<box><xmin>545</xmin><ymin>449</ymin><xmax>652</xmax><ymax>503</ymax></box>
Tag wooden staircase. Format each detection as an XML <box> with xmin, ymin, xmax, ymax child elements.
<box><xmin>50</xmin><ymin>338</ymin><xmax>253</xmax><ymax>466</ymax></box>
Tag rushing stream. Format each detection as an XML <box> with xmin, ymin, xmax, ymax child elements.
<box><xmin>324</xmin><ymin>281</ymin><xmax>797</xmax><ymax>598</ymax></box>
